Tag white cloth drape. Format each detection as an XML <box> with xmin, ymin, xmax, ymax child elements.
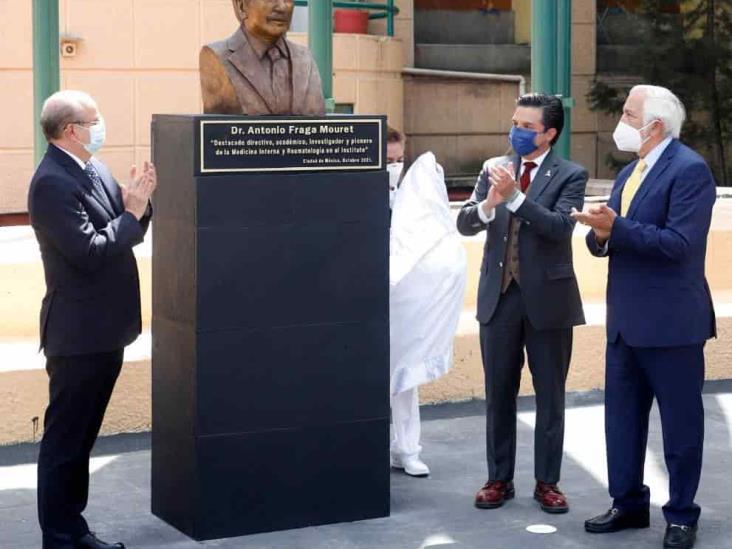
<box><xmin>389</xmin><ymin>152</ymin><xmax>467</xmax><ymax>396</ymax></box>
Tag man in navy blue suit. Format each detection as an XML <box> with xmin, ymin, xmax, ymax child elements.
<box><xmin>28</xmin><ymin>90</ymin><xmax>155</xmax><ymax>549</ymax></box>
<box><xmin>573</xmin><ymin>85</ymin><xmax>716</xmax><ymax>549</ymax></box>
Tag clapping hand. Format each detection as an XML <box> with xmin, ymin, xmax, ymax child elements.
<box><xmin>480</xmin><ymin>162</ymin><xmax>515</xmax><ymax>217</ymax></box>
<box><xmin>570</xmin><ymin>204</ymin><xmax>617</xmax><ymax>243</ymax></box>
<box><xmin>121</xmin><ymin>161</ymin><xmax>157</xmax><ymax>220</ymax></box>
<box><xmin>489</xmin><ymin>163</ymin><xmax>518</xmax><ymax>201</ymax></box>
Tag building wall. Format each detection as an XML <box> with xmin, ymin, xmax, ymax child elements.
<box><xmin>516</xmin><ymin>1</ymin><xmax>604</xmax><ymax>178</ymax></box>
<box><xmin>371</xmin><ymin>0</ymin><xmax>414</xmax><ymax>68</ymax></box>
<box><xmin>414</xmin><ymin>0</ymin><xmax>512</xmax><ymax>9</ymax></box>
<box><xmin>407</xmin><ymin>0</ymin><xmax>605</xmax><ymax>178</ymax></box>
<box><xmin>513</xmin><ymin>0</ymin><xmax>531</xmax><ymax>44</ymax></box>
<box><xmin>0</xmin><ymin>0</ymin><xmax>404</xmax><ymax>214</ymax></box>
<box><xmin>404</xmin><ymin>75</ymin><xmax>522</xmax><ymax>175</ymax></box>
<box><xmin>571</xmin><ymin>0</ymin><xmax>604</xmax><ymax>179</ymax></box>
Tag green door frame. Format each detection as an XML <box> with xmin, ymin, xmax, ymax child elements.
<box><xmin>308</xmin><ymin>0</ymin><xmax>335</xmax><ymax>113</ymax></box>
<box><xmin>33</xmin><ymin>0</ymin><xmax>61</xmax><ymax>165</ymax></box>
<box><xmin>531</xmin><ymin>0</ymin><xmax>573</xmax><ymax>160</ymax></box>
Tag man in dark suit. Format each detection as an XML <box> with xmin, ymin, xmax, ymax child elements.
<box><xmin>28</xmin><ymin>90</ymin><xmax>155</xmax><ymax>549</ymax></box>
<box><xmin>457</xmin><ymin>93</ymin><xmax>588</xmax><ymax>514</ymax></box>
<box><xmin>199</xmin><ymin>0</ymin><xmax>325</xmax><ymax>115</ymax></box>
<box><xmin>575</xmin><ymin>85</ymin><xmax>716</xmax><ymax>549</ymax></box>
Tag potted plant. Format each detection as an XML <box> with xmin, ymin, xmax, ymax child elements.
<box><xmin>334</xmin><ymin>0</ymin><xmax>371</xmax><ymax>34</ymax></box>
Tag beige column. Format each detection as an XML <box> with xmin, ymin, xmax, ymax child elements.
<box><xmin>513</xmin><ymin>0</ymin><xmax>531</xmax><ymax>44</ymax></box>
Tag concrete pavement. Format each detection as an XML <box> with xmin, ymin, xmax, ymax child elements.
<box><xmin>1</xmin><ymin>388</ymin><xmax>731</xmax><ymax>549</ymax></box>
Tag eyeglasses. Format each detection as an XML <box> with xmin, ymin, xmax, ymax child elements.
<box><xmin>72</xmin><ymin>119</ymin><xmax>101</xmax><ymax>128</ymax></box>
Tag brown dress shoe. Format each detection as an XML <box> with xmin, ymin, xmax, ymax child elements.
<box><xmin>475</xmin><ymin>480</ymin><xmax>515</xmax><ymax>509</ymax></box>
<box><xmin>534</xmin><ymin>481</ymin><xmax>569</xmax><ymax>514</ymax></box>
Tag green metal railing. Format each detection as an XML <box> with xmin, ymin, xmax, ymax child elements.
<box><xmin>295</xmin><ymin>1</ymin><xmax>399</xmax><ymax>37</ymax></box>
<box><xmin>303</xmin><ymin>1</ymin><xmax>399</xmax><ymax>113</ymax></box>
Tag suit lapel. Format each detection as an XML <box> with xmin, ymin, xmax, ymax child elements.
<box><xmin>527</xmin><ymin>150</ymin><xmax>559</xmax><ymax>200</ymax></box>
<box><xmin>226</xmin><ymin>29</ymin><xmax>277</xmax><ymax>114</ymax></box>
<box><xmin>48</xmin><ymin>143</ymin><xmax>86</xmax><ymax>182</ymax></box>
<box><xmin>47</xmin><ymin>145</ymin><xmax>115</xmax><ymax>218</ymax></box>
<box><xmin>511</xmin><ymin>154</ymin><xmax>521</xmax><ymax>178</ymax></box>
<box><xmin>83</xmin><ymin>159</ymin><xmax>115</xmax><ymax>218</ymax></box>
<box><xmin>626</xmin><ymin>140</ymin><xmax>678</xmax><ymax>219</ymax></box>
<box><xmin>90</xmin><ymin>158</ymin><xmax>123</xmax><ymax>215</ymax></box>
<box><xmin>497</xmin><ymin>155</ymin><xmax>521</xmax><ymax>227</ymax></box>
<box><xmin>607</xmin><ymin>181</ymin><xmax>623</xmax><ymax>213</ymax></box>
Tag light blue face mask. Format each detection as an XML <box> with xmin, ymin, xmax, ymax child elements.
<box><xmin>78</xmin><ymin>118</ymin><xmax>106</xmax><ymax>155</ymax></box>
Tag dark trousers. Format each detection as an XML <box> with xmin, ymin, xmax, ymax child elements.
<box><xmin>479</xmin><ymin>282</ymin><xmax>572</xmax><ymax>484</ymax></box>
<box><xmin>37</xmin><ymin>350</ymin><xmax>124</xmax><ymax>547</ymax></box>
<box><xmin>605</xmin><ymin>337</ymin><xmax>705</xmax><ymax>526</ymax></box>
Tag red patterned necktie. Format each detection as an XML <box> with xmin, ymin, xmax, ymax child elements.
<box><xmin>520</xmin><ymin>161</ymin><xmax>537</xmax><ymax>192</ymax></box>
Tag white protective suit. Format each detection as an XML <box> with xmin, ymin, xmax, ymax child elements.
<box><xmin>389</xmin><ymin>152</ymin><xmax>467</xmax><ymax>458</ymax></box>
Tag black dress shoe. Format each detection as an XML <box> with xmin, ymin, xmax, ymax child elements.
<box><xmin>664</xmin><ymin>524</ymin><xmax>697</xmax><ymax>549</ymax></box>
<box><xmin>585</xmin><ymin>507</ymin><xmax>650</xmax><ymax>533</ymax></box>
<box><xmin>74</xmin><ymin>532</ymin><xmax>125</xmax><ymax>549</ymax></box>
<box><xmin>42</xmin><ymin>531</ymin><xmax>75</xmax><ymax>549</ymax></box>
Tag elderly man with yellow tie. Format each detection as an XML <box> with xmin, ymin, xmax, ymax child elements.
<box><xmin>573</xmin><ymin>85</ymin><xmax>717</xmax><ymax>549</ymax></box>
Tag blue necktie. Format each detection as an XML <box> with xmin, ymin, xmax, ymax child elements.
<box><xmin>84</xmin><ymin>163</ymin><xmax>113</xmax><ymax>212</ymax></box>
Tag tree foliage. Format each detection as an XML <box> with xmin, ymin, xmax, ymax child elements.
<box><xmin>590</xmin><ymin>0</ymin><xmax>731</xmax><ymax>185</ymax></box>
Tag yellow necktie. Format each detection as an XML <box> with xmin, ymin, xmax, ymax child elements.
<box><xmin>621</xmin><ymin>159</ymin><xmax>647</xmax><ymax>216</ymax></box>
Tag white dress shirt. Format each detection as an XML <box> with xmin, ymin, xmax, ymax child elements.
<box><xmin>477</xmin><ymin>147</ymin><xmax>551</xmax><ymax>224</ymax></box>
<box><xmin>54</xmin><ymin>144</ymin><xmax>89</xmax><ymax>169</ymax></box>
<box><xmin>637</xmin><ymin>135</ymin><xmax>673</xmax><ymax>184</ymax></box>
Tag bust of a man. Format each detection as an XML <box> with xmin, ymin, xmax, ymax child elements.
<box><xmin>200</xmin><ymin>0</ymin><xmax>326</xmax><ymax>115</ymax></box>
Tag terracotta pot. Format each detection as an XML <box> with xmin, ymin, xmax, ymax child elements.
<box><xmin>334</xmin><ymin>9</ymin><xmax>370</xmax><ymax>34</ymax></box>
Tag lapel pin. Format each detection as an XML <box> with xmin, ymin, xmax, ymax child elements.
<box><xmin>545</xmin><ymin>170</ymin><xmax>552</xmax><ymax>177</ymax></box>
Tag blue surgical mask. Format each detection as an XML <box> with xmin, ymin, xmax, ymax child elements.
<box><xmin>509</xmin><ymin>126</ymin><xmax>539</xmax><ymax>157</ymax></box>
<box><xmin>78</xmin><ymin>119</ymin><xmax>106</xmax><ymax>155</ymax></box>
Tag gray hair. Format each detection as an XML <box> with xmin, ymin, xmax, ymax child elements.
<box><xmin>631</xmin><ymin>84</ymin><xmax>686</xmax><ymax>139</ymax></box>
<box><xmin>40</xmin><ymin>90</ymin><xmax>98</xmax><ymax>141</ymax></box>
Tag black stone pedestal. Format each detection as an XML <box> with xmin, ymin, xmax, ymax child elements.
<box><xmin>150</xmin><ymin>115</ymin><xmax>389</xmax><ymax>540</ymax></box>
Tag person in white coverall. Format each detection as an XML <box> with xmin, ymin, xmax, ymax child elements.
<box><xmin>389</xmin><ymin>151</ymin><xmax>467</xmax><ymax>477</ymax></box>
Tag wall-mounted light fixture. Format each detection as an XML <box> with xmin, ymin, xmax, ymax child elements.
<box><xmin>60</xmin><ymin>35</ymin><xmax>83</xmax><ymax>58</ymax></box>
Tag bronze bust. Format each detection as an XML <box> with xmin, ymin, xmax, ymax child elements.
<box><xmin>200</xmin><ymin>0</ymin><xmax>326</xmax><ymax>115</ymax></box>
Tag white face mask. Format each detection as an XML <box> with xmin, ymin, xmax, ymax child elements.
<box><xmin>387</xmin><ymin>162</ymin><xmax>404</xmax><ymax>208</ymax></box>
<box><xmin>75</xmin><ymin>118</ymin><xmax>106</xmax><ymax>155</ymax></box>
<box><xmin>613</xmin><ymin>119</ymin><xmax>655</xmax><ymax>153</ymax></box>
